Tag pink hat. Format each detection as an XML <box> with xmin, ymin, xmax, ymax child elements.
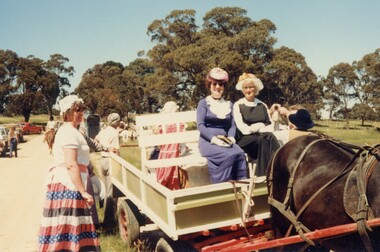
<box><xmin>206</xmin><ymin>67</ymin><xmax>229</xmax><ymax>83</ymax></box>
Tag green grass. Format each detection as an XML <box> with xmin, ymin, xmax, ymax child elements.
<box><xmin>0</xmin><ymin>114</ymin><xmax>50</xmax><ymax>125</ymax></box>
<box><xmin>312</xmin><ymin>120</ymin><xmax>380</xmax><ymax>145</ymax></box>
<box><xmin>120</xmin><ymin>142</ymin><xmax>141</xmax><ymax>169</ymax></box>
<box><xmin>95</xmin><ymin>202</ymin><xmax>140</xmax><ymax>252</ymax></box>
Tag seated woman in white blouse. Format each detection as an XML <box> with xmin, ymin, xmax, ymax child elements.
<box><xmin>233</xmin><ymin>73</ymin><xmax>280</xmax><ymax>177</ymax></box>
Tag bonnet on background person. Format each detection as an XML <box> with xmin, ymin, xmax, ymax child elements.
<box><xmin>38</xmin><ymin>94</ymin><xmax>100</xmax><ymax>252</ymax></box>
<box><xmin>233</xmin><ymin>72</ymin><xmax>280</xmax><ymax>176</ymax></box>
<box><xmin>196</xmin><ymin>67</ymin><xmax>247</xmax><ymax>183</ymax></box>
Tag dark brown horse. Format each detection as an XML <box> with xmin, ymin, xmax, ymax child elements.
<box><xmin>267</xmin><ymin>134</ymin><xmax>380</xmax><ymax>252</ymax></box>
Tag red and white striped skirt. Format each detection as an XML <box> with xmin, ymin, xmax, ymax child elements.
<box><xmin>38</xmin><ymin>183</ymin><xmax>100</xmax><ymax>251</ymax></box>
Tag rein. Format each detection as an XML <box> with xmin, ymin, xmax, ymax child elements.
<box><xmin>267</xmin><ymin>134</ymin><xmax>380</xmax><ymax>249</ymax></box>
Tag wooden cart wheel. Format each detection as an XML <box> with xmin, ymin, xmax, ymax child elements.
<box><xmin>155</xmin><ymin>237</ymin><xmax>195</xmax><ymax>252</ymax></box>
<box><xmin>117</xmin><ymin>199</ymin><xmax>139</xmax><ymax>247</ymax></box>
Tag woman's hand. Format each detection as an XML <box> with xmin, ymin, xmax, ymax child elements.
<box><xmin>211</xmin><ymin>136</ymin><xmax>230</xmax><ymax>147</ymax></box>
<box><xmin>81</xmin><ymin>191</ymin><xmax>94</xmax><ymax>206</ymax></box>
<box><xmin>250</xmin><ymin>123</ymin><xmax>265</xmax><ymax>133</ymax></box>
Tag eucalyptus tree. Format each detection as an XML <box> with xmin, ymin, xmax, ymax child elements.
<box><xmin>146</xmin><ymin>7</ymin><xmax>279</xmax><ymax>107</ymax></box>
<box><xmin>353</xmin><ymin>48</ymin><xmax>380</xmax><ymax>120</ymax></box>
<box><xmin>8</xmin><ymin>56</ymin><xmax>45</xmax><ymax>121</ymax></box>
<box><xmin>123</xmin><ymin>58</ymin><xmax>157</xmax><ymax>114</ymax></box>
<box><xmin>263</xmin><ymin>46</ymin><xmax>322</xmax><ymax>113</ymax></box>
<box><xmin>76</xmin><ymin>61</ymin><xmax>125</xmax><ymax>118</ymax></box>
<box><xmin>146</xmin><ymin>7</ymin><xmax>319</xmax><ymax>112</ymax></box>
<box><xmin>0</xmin><ymin>50</ymin><xmax>19</xmax><ymax>114</ymax></box>
<box><xmin>324</xmin><ymin>63</ymin><xmax>359</xmax><ymax>127</ymax></box>
<box><xmin>0</xmin><ymin>51</ymin><xmax>73</xmax><ymax>121</ymax></box>
<box><xmin>43</xmin><ymin>54</ymin><xmax>74</xmax><ymax>120</ymax></box>
<box><xmin>76</xmin><ymin>59</ymin><xmax>158</xmax><ymax>120</ymax></box>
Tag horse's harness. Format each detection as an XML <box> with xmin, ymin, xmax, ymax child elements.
<box><xmin>267</xmin><ymin>134</ymin><xmax>380</xmax><ymax>251</ymax></box>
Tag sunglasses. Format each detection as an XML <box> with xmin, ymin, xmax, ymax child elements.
<box><xmin>211</xmin><ymin>82</ymin><xmax>226</xmax><ymax>87</ymax></box>
<box><xmin>73</xmin><ymin>102</ymin><xmax>87</xmax><ymax>112</ymax></box>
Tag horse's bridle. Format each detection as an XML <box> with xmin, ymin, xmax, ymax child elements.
<box><xmin>267</xmin><ymin>134</ymin><xmax>380</xmax><ymax>251</ymax></box>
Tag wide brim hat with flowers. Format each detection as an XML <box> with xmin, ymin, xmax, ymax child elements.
<box><xmin>206</xmin><ymin>67</ymin><xmax>229</xmax><ymax>83</ymax></box>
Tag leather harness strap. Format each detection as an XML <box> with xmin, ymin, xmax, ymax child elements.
<box><xmin>355</xmin><ymin>150</ymin><xmax>378</xmax><ymax>252</ymax></box>
<box><xmin>268</xmin><ymin>138</ymin><xmax>324</xmax><ymax>246</ymax></box>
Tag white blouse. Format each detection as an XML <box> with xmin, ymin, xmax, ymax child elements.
<box><xmin>52</xmin><ymin>123</ymin><xmax>90</xmax><ymax>166</ymax></box>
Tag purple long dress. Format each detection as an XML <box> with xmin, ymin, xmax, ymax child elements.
<box><xmin>196</xmin><ymin>97</ymin><xmax>247</xmax><ymax>183</ymax></box>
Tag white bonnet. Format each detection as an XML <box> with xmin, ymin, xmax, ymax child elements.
<box><xmin>236</xmin><ymin>73</ymin><xmax>264</xmax><ymax>95</ymax></box>
<box><xmin>59</xmin><ymin>95</ymin><xmax>84</xmax><ymax>115</ymax></box>
<box><xmin>161</xmin><ymin>101</ymin><xmax>179</xmax><ymax>113</ymax></box>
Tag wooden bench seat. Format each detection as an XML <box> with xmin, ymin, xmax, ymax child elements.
<box><xmin>136</xmin><ymin>111</ymin><xmax>211</xmax><ymax>187</ymax></box>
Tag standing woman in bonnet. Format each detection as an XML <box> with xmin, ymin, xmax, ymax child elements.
<box><xmin>38</xmin><ymin>95</ymin><xmax>100</xmax><ymax>252</ymax></box>
<box><xmin>196</xmin><ymin>67</ymin><xmax>247</xmax><ymax>183</ymax></box>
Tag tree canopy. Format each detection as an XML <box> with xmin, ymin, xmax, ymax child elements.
<box><xmin>75</xmin><ymin>7</ymin><xmax>324</xmax><ymax>121</ymax></box>
<box><xmin>0</xmin><ymin>50</ymin><xmax>73</xmax><ymax>121</ymax></box>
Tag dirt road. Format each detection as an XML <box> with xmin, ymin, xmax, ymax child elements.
<box><xmin>0</xmin><ymin>134</ymin><xmax>53</xmax><ymax>252</ymax></box>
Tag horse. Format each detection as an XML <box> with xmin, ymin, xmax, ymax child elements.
<box><xmin>44</xmin><ymin>128</ymin><xmax>56</xmax><ymax>154</ymax></box>
<box><xmin>267</xmin><ymin>134</ymin><xmax>380</xmax><ymax>252</ymax></box>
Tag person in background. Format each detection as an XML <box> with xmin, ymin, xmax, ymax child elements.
<box><xmin>233</xmin><ymin>72</ymin><xmax>280</xmax><ymax>177</ymax></box>
<box><xmin>156</xmin><ymin>101</ymin><xmax>186</xmax><ymax>190</ymax></box>
<box><xmin>118</xmin><ymin>122</ymin><xmax>129</xmax><ymax>144</ymax></box>
<box><xmin>46</xmin><ymin>118</ymin><xmax>56</xmax><ymax>131</ymax></box>
<box><xmin>38</xmin><ymin>95</ymin><xmax>100</xmax><ymax>251</ymax></box>
<box><xmin>94</xmin><ymin>112</ymin><xmax>121</xmax><ymax>229</ymax></box>
<box><xmin>8</xmin><ymin>126</ymin><xmax>18</xmax><ymax>158</ymax></box>
<box><xmin>276</xmin><ymin>106</ymin><xmax>315</xmax><ymax>142</ymax></box>
<box><xmin>117</xmin><ymin>121</ymin><xmax>125</xmax><ymax>134</ymax></box>
<box><xmin>197</xmin><ymin>67</ymin><xmax>247</xmax><ymax>183</ymax></box>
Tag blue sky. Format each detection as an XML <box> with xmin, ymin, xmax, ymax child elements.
<box><xmin>1</xmin><ymin>0</ymin><xmax>379</xmax><ymax>92</ymax></box>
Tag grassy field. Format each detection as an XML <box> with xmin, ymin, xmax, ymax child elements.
<box><xmin>312</xmin><ymin>120</ymin><xmax>380</xmax><ymax>145</ymax></box>
<box><xmin>0</xmin><ymin>115</ymin><xmax>50</xmax><ymax>125</ymax></box>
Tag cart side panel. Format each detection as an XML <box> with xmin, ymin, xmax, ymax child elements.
<box><xmin>110</xmin><ymin>156</ymin><xmax>142</xmax><ymax>201</ymax></box>
<box><xmin>173</xmin><ymin>182</ymin><xmax>269</xmax><ymax>231</ymax></box>
<box><xmin>175</xmin><ymin>201</ymin><xmax>240</xmax><ymax>229</ymax></box>
<box><xmin>110</xmin><ymin>157</ymin><xmax>123</xmax><ymax>184</ymax></box>
<box><xmin>143</xmin><ymin>181</ymin><xmax>169</xmax><ymax>224</ymax></box>
<box><xmin>125</xmin><ymin>167</ymin><xmax>142</xmax><ymax>200</ymax></box>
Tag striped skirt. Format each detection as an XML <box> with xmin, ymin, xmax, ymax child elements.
<box><xmin>38</xmin><ymin>183</ymin><xmax>101</xmax><ymax>252</ymax></box>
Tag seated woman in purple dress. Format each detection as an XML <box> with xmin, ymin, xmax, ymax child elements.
<box><xmin>196</xmin><ymin>67</ymin><xmax>247</xmax><ymax>183</ymax></box>
<box><xmin>233</xmin><ymin>73</ymin><xmax>280</xmax><ymax>177</ymax></box>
